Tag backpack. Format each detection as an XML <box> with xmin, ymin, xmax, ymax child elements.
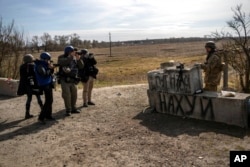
<box><xmin>89</xmin><ymin>65</ymin><xmax>99</xmax><ymax>77</ymax></box>
<box><xmin>17</xmin><ymin>63</ymin><xmax>42</xmax><ymax>95</ymax></box>
<box><xmin>78</xmin><ymin>68</ymin><xmax>89</xmax><ymax>82</ymax></box>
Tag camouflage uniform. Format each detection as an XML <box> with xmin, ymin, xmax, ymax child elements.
<box><xmin>201</xmin><ymin>44</ymin><xmax>223</xmax><ymax>91</ymax></box>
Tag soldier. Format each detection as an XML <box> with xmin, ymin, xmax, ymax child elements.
<box><xmin>57</xmin><ymin>46</ymin><xmax>84</xmax><ymax>116</ymax></box>
<box><xmin>201</xmin><ymin>41</ymin><xmax>224</xmax><ymax>91</ymax></box>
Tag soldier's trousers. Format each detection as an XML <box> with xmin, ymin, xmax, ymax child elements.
<box><xmin>204</xmin><ymin>83</ymin><xmax>217</xmax><ymax>91</ymax></box>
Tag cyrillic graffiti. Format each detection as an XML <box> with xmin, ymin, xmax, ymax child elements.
<box><xmin>153</xmin><ymin>72</ymin><xmax>191</xmax><ymax>93</ymax></box>
<box><xmin>200</xmin><ymin>97</ymin><xmax>214</xmax><ymax>119</ymax></box>
<box><xmin>159</xmin><ymin>93</ymin><xmax>214</xmax><ymax>120</ymax></box>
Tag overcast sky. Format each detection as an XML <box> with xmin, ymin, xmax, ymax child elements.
<box><xmin>0</xmin><ymin>0</ymin><xmax>249</xmax><ymax>42</ymax></box>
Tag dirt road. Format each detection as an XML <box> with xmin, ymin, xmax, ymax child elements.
<box><xmin>0</xmin><ymin>84</ymin><xmax>249</xmax><ymax>167</ymax></box>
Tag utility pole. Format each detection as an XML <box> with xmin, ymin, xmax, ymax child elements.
<box><xmin>109</xmin><ymin>32</ymin><xmax>112</xmax><ymax>57</ymax></box>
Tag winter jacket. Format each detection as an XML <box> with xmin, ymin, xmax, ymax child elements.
<box><xmin>34</xmin><ymin>60</ymin><xmax>54</xmax><ymax>87</ymax></box>
<box><xmin>57</xmin><ymin>54</ymin><xmax>84</xmax><ymax>82</ymax></box>
<box><xmin>17</xmin><ymin>63</ymin><xmax>42</xmax><ymax>95</ymax></box>
<box><xmin>79</xmin><ymin>54</ymin><xmax>98</xmax><ymax>82</ymax></box>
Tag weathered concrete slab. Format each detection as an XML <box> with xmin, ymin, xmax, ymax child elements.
<box><xmin>147</xmin><ymin>90</ymin><xmax>250</xmax><ymax>128</ymax></box>
<box><xmin>0</xmin><ymin>77</ymin><xmax>19</xmax><ymax>97</ymax></box>
<box><xmin>147</xmin><ymin>66</ymin><xmax>203</xmax><ymax>95</ymax></box>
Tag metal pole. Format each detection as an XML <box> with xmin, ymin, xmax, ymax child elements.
<box><xmin>109</xmin><ymin>32</ymin><xmax>112</xmax><ymax>57</ymax></box>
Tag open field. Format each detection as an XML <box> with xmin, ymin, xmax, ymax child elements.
<box><xmin>44</xmin><ymin>40</ymin><xmax>238</xmax><ymax>89</ymax></box>
<box><xmin>2</xmin><ymin>40</ymin><xmax>239</xmax><ymax>89</ymax></box>
<box><xmin>39</xmin><ymin>41</ymin><xmax>214</xmax><ymax>87</ymax></box>
<box><xmin>89</xmin><ymin>41</ymin><xmax>207</xmax><ymax>87</ymax></box>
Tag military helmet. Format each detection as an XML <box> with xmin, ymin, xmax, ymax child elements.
<box><xmin>23</xmin><ymin>54</ymin><xmax>34</xmax><ymax>63</ymax></box>
<box><xmin>205</xmin><ymin>41</ymin><xmax>216</xmax><ymax>49</ymax></box>
<box><xmin>64</xmin><ymin>45</ymin><xmax>74</xmax><ymax>54</ymax></box>
<box><xmin>40</xmin><ymin>52</ymin><xmax>51</xmax><ymax>60</ymax></box>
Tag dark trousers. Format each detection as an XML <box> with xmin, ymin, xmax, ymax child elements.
<box><xmin>26</xmin><ymin>90</ymin><xmax>43</xmax><ymax>112</ymax></box>
<box><xmin>39</xmin><ymin>84</ymin><xmax>53</xmax><ymax>120</ymax></box>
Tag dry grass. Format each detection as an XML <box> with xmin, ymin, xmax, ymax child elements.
<box><xmin>34</xmin><ymin>41</ymin><xmax>238</xmax><ymax>89</ymax></box>
<box><xmin>90</xmin><ymin>41</ymin><xmax>207</xmax><ymax>87</ymax></box>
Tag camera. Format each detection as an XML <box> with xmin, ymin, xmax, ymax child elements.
<box><xmin>76</xmin><ymin>51</ymin><xmax>82</xmax><ymax>55</ymax></box>
<box><xmin>176</xmin><ymin>63</ymin><xmax>184</xmax><ymax>70</ymax></box>
<box><xmin>53</xmin><ymin>63</ymin><xmax>60</xmax><ymax>67</ymax></box>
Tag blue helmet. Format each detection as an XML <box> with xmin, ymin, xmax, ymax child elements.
<box><xmin>40</xmin><ymin>52</ymin><xmax>51</xmax><ymax>60</ymax></box>
<box><xmin>64</xmin><ymin>45</ymin><xmax>74</xmax><ymax>54</ymax></box>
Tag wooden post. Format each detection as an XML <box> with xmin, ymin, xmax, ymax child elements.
<box><xmin>223</xmin><ymin>52</ymin><xmax>228</xmax><ymax>89</ymax></box>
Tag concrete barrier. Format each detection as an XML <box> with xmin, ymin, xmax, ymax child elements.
<box><xmin>147</xmin><ymin>90</ymin><xmax>249</xmax><ymax>128</ymax></box>
<box><xmin>147</xmin><ymin>65</ymin><xmax>250</xmax><ymax>128</ymax></box>
<box><xmin>0</xmin><ymin>77</ymin><xmax>19</xmax><ymax>97</ymax></box>
<box><xmin>148</xmin><ymin>66</ymin><xmax>203</xmax><ymax>95</ymax></box>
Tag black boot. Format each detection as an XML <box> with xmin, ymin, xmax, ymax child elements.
<box><xmin>25</xmin><ymin>110</ymin><xmax>34</xmax><ymax>119</ymax></box>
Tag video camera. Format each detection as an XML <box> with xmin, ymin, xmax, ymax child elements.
<box><xmin>76</xmin><ymin>51</ymin><xmax>82</xmax><ymax>55</ymax></box>
<box><xmin>49</xmin><ymin>60</ymin><xmax>60</xmax><ymax>67</ymax></box>
<box><xmin>176</xmin><ymin>63</ymin><xmax>184</xmax><ymax>70</ymax></box>
<box><xmin>53</xmin><ymin>63</ymin><xmax>60</xmax><ymax>67</ymax></box>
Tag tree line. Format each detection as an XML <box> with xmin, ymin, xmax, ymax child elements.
<box><xmin>29</xmin><ymin>33</ymin><xmax>109</xmax><ymax>53</ymax></box>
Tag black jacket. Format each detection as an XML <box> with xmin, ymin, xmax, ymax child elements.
<box><xmin>17</xmin><ymin>63</ymin><xmax>42</xmax><ymax>95</ymax></box>
<box><xmin>79</xmin><ymin>55</ymin><xmax>98</xmax><ymax>82</ymax></box>
<box><xmin>57</xmin><ymin>54</ymin><xmax>84</xmax><ymax>79</ymax></box>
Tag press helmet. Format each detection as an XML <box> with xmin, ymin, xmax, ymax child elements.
<box><xmin>40</xmin><ymin>52</ymin><xmax>51</xmax><ymax>60</ymax></box>
<box><xmin>23</xmin><ymin>54</ymin><xmax>34</xmax><ymax>63</ymax></box>
<box><xmin>80</xmin><ymin>49</ymin><xmax>88</xmax><ymax>55</ymax></box>
<box><xmin>64</xmin><ymin>45</ymin><xmax>74</xmax><ymax>54</ymax></box>
<box><xmin>205</xmin><ymin>41</ymin><xmax>216</xmax><ymax>49</ymax></box>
